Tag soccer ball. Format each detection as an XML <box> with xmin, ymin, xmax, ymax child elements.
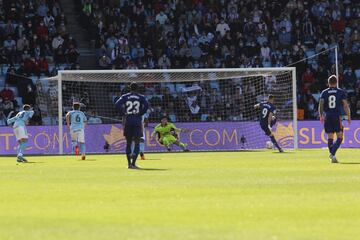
<box><xmin>266</xmin><ymin>141</ymin><xmax>273</xmax><ymax>149</ymax></box>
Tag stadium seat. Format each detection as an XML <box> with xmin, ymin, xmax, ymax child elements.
<box><xmin>175</xmin><ymin>84</ymin><xmax>186</xmax><ymax>93</ymax></box>
<box><xmin>15</xmin><ymin>97</ymin><xmax>23</xmax><ymax>106</ymax></box>
<box><xmin>312</xmin><ymin>93</ymin><xmax>320</xmax><ymax>100</ymax></box>
<box><xmin>146</xmin><ymin>95</ymin><xmax>154</xmax><ymax>100</ymax></box>
<box><xmin>1</xmin><ymin>65</ymin><xmax>9</xmax><ymax>75</ymax></box>
<box><xmin>112</xmin><ymin>95</ymin><xmax>120</xmax><ymax>103</ymax></box>
<box><xmin>305</xmin><ymin>50</ymin><xmax>316</xmax><ymax>64</ymax></box>
<box><xmin>145</xmin><ymin>87</ymin><xmax>156</xmax><ymax>95</ymax></box>
<box><xmin>8</xmin><ymin>87</ymin><xmax>18</xmax><ymax>97</ymax></box>
<box><xmin>201</xmin><ymin>114</ymin><xmax>209</xmax><ymax>121</ymax></box>
<box><xmin>59</xmin><ymin>64</ymin><xmax>68</xmax><ymax>70</ymax></box>
<box><xmin>42</xmin><ymin>117</ymin><xmax>52</xmax><ymax>125</ymax></box>
<box><xmin>165</xmin><ymin>83</ymin><xmax>176</xmax><ymax>93</ymax></box>
<box><xmin>147</xmin><ymin>95</ymin><xmax>163</xmax><ymax>101</ymax></box>
<box><xmin>169</xmin><ymin>114</ymin><xmax>176</xmax><ymax>122</ymax></box>
<box><xmin>355</xmin><ymin>69</ymin><xmax>360</xmax><ymax>78</ymax></box>
<box><xmin>210</xmin><ymin>81</ymin><xmax>220</xmax><ymax>90</ymax></box>
<box><xmin>0</xmin><ymin>77</ymin><xmax>5</xmax><ymax>88</ymax></box>
<box><xmin>305</xmin><ymin>49</ymin><xmax>315</xmax><ymax>57</ymax></box>
<box><xmin>30</xmin><ymin>76</ymin><xmax>38</xmax><ymax>84</ymax></box>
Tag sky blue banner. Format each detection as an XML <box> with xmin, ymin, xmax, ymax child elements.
<box><xmin>0</xmin><ymin>121</ymin><xmax>357</xmax><ymax>155</ymax></box>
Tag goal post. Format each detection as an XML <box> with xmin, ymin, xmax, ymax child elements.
<box><xmin>38</xmin><ymin>67</ymin><xmax>297</xmax><ymax>154</ymax></box>
<box><xmin>58</xmin><ymin>73</ymin><xmax>63</xmax><ymax>155</ymax></box>
<box><xmin>292</xmin><ymin>68</ymin><xmax>298</xmax><ymax>150</ymax></box>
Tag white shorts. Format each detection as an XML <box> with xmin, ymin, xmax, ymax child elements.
<box><xmin>70</xmin><ymin>129</ymin><xmax>85</xmax><ymax>143</ymax></box>
<box><xmin>14</xmin><ymin>126</ymin><xmax>28</xmax><ymax>141</ymax></box>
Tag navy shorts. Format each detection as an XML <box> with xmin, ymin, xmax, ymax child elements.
<box><xmin>124</xmin><ymin>124</ymin><xmax>143</xmax><ymax>139</ymax></box>
<box><xmin>324</xmin><ymin>115</ymin><xmax>343</xmax><ymax>133</ymax></box>
<box><xmin>270</xmin><ymin>118</ymin><xmax>277</xmax><ymax>127</ymax></box>
<box><xmin>260</xmin><ymin>123</ymin><xmax>272</xmax><ymax>136</ymax></box>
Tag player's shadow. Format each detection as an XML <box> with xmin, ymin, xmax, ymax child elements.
<box><xmin>339</xmin><ymin>162</ymin><xmax>360</xmax><ymax>165</ymax></box>
<box><xmin>16</xmin><ymin>162</ymin><xmax>44</xmax><ymax>165</ymax></box>
<box><xmin>272</xmin><ymin>152</ymin><xmax>293</xmax><ymax>154</ymax></box>
<box><xmin>239</xmin><ymin>150</ymin><xmax>264</xmax><ymax>152</ymax></box>
<box><xmin>136</xmin><ymin>168</ymin><xmax>168</xmax><ymax>171</ymax></box>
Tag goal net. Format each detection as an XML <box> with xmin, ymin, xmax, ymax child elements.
<box><xmin>36</xmin><ymin>68</ymin><xmax>297</xmax><ymax>154</ymax></box>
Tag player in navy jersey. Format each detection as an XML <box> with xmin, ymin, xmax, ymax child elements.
<box><xmin>254</xmin><ymin>95</ymin><xmax>283</xmax><ymax>152</ymax></box>
<box><xmin>115</xmin><ymin>82</ymin><xmax>149</xmax><ymax>169</ymax></box>
<box><xmin>318</xmin><ymin>75</ymin><xmax>351</xmax><ymax>163</ymax></box>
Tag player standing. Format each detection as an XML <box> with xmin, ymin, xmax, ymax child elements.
<box><xmin>66</xmin><ymin>102</ymin><xmax>87</xmax><ymax>160</ymax></box>
<box><xmin>7</xmin><ymin>104</ymin><xmax>34</xmax><ymax>163</ymax></box>
<box><xmin>318</xmin><ymin>75</ymin><xmax>351</xmax><ymax>163</ymax></box>
<box><xmin>254</xmin><ymin>95</ymin><xmax>283</xmax><ymax>152</ymax></box>
<box><xmin>153</xmin><ymin>115</ymin><xmax>190</xmax><ymax>152</ymax></box>
<box><xmin>115</xmin><ymin>82</ymin><xmax>149</xmax><ymax>169</ymax></box>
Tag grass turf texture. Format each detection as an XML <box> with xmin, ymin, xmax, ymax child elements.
<box><xmin>0</xmin><ymin>150</ymin><xmax>360</xmax><ymax>240</ymax></box>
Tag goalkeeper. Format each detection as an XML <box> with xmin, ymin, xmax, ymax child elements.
<box><xmin>153</xmin><ymin>115</ymin><xmax>190</xmax><ymax>152</ymax></box>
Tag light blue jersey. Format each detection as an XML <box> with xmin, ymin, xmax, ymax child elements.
<box><xmin>7</xmin><ymin>110</ymin><xmax>34</xmax><ymax>128</ymax></box>
<box><xmin>142</xmin><ymin>110</ymin><xmax>150</xmax><ymax>123</ymax></box>
<box><xmin>68</xmin><ymin>110</ymin><xmax>87</xmax><ymax>131</ymax></box>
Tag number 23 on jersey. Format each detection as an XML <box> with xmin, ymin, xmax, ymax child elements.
<box><xmin>126</xmin><ymin>101</ymin><xmax>140</xmax><ymax>114</ymax></box>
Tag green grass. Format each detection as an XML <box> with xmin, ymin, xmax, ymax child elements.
<box><xmin>1</xmin><ymin>150</ymin><xmax>360</xmax><ymax>240</ymax></box>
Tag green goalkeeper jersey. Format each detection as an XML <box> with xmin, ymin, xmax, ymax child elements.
<box><xmin>154</xmin><ymin>123</ymin><xmax>181</xmax><ymax>139</ymax></box>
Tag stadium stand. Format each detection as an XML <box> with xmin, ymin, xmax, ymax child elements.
<box><xmin>1</xmin><ymin>0</ymin><xmax>360</xmax><ymax>124</ymax></box>
<box><xmin>0</xmin><ymin>0</ymin><xmax>80</xmax><ymax>124</ymax></box>
<box><xmin>76</xmin><ymin>0</ymin><xmax>360</xmax><ymax>120</ymax></box>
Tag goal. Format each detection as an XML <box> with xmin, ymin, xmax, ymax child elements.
<box><xmin>37</xmin><ymin>68</ymin><xmax>297</xmax><ymax>154</ymax></box>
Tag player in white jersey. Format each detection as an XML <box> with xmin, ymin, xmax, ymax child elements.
<box><xmin>7</xmin><ymin>104</ymin><xmax>34</xmax><ymax>163</ymax></box>
<box><xmin>66</xmin><ymin>102</ymin><xmax>87</xmax><ymax>160</ymax></box>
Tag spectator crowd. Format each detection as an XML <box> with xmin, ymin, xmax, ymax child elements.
<box><xmin>0</xmin><ymin>0</ymin><xmax>80</xmax><ymax>75</ymax></box>
<box><xmin>79</xmin><ymin>0</ymin><xmax>360</xmax><ymax>120</ymax></box>
<box><xmin>1</xmin><ymin>0</ymin><xmax>360</xmax><ymax>125</ymax></box>
<box><xmin>0</xmin><ymin>0</ymin><xmax>82</xmax><ymax>125</ymax></box>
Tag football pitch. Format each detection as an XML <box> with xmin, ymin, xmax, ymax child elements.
<box><xmin>1</xmin><ymin>150</ymin><xmax>360</xmax><ymax>240</ymax></box>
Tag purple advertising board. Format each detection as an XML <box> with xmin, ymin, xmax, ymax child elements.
<box><xmin>0</xmin><ymin>121</ymin><xmax>358</xmax><ymax>155</ymax></box>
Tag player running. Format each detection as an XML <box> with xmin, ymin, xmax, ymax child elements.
<box><xmin>318</xmin><ymin>75</ymin><xmax>351</xmax><ymax>163</ymax></box>
<box><xmin>153</xmin><ymin>115</ymin><xmax>190</xmax><ymax>152</ymax></box>
<box><xmin>254</xmin><ymin>95</ymin><xmax>283</xmax><ymax>152</ymax></box>
<box><xmin>66</xmin><ymin>102</ymin><xmax>87</xmax><ymax>160</ymax></box>
<box><xmin>115</xmin><ymin>82</ymin><xmax>149</xmax><ymax>169</ymax></box>
<box><xmin>7</xmin><ymin>104</ymin><xmax>34</xmax><ymax>163</ymax></box>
